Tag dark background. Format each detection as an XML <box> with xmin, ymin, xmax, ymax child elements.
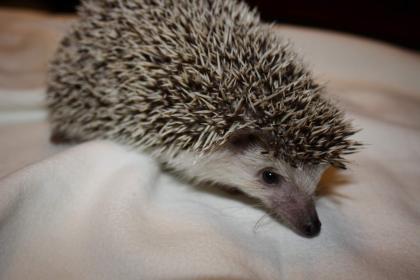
<box><xmin>1</xmin><ymin>0</ymin><xmax>419</xmax><ymax>51</ymax></box>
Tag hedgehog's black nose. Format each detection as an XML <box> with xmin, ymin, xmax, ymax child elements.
<box><xmin>302</xmin><ymin>216</ymin><xmax>321</xmax><ymax>237</ymax></box>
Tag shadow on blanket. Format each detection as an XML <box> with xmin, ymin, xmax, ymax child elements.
<box><xmin>317</xmin><ymin>167</ymin><xmax>353</xmax><ymax>203</ymax></box>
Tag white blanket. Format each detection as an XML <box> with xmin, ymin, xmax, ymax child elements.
<box><xmin>0</xmin><ymin>14</ymin><xmax>420</xmax><ymax>279</ymax></box>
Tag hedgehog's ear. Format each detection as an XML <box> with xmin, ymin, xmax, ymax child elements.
<box><xmin>226</xmin><ymin>129</ymin><xmax>265</xmax><ymax>152</ymax></box>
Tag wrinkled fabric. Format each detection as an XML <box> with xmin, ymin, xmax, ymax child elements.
<box><xmin>0</xmin><ymin>10</ymin><xmax>419</xmax><ymax>280</ymax></box>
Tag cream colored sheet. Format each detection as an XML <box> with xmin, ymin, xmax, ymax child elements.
<box><xmin>0</xmin><ymin>9</ymin><xmax>419</xmax><ymax>280</ymax></box>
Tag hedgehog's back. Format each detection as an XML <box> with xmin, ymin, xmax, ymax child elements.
<box><xmin>47</xmin><ymin>0</ymin><xmax>262</xmax><ymax>149</ymax></box>
<box><xmin>47</xmin><ymin>0</ymin><xmax>358</xmax><ymax>166</ymax></box>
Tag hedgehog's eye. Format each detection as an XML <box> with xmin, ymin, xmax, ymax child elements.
<box><xmin>261</xmin><ymin>169</ymin><xmax>281</xmax><ymax>185</ymax></box>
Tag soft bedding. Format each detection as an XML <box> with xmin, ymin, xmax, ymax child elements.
<box><xmin>0</xmin><ymin>9</ymin><xmax>420</xmax><ymax>280</ymax></box>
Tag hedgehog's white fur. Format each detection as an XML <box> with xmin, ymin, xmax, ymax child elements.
<box><xmin>162</xmin><ymin>148</ymin><xmax>327</xmax><ymax>201</ymax></box>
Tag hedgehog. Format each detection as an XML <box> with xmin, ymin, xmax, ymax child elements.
<box><xmin>47</xmin><ymin>0</ymin><xmax>360</xmax><ymax>237</ymax></box>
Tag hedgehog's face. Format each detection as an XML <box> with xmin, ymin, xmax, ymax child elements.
<box><xmin>167</xmin><ymin>131</ymin><xmax>328</xmax><ymax>237</ymax></box>
<box><xmin>219</xmin><ymin>131</ymin><xmax>328</xmax><ymax>237</ymax></box>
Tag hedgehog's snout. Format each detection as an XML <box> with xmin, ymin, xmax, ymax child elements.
<box><xmin>269</xmin><ymin>180</ymin><xmax>322</xmax><ymax>238</ymax></box>
<box><xmin>283</xmin><ymin>197</ymin><xmax>321</xmax><ymax>238</ymax></box>
<box><xmin>284</xmin><ymin>201</ymin><xmax>321</xmax><ymax>238</ymax></box>
<box><xmin>301</xmin><ymin>209</ymin><xmax>321</xmax><ymax>237</ymax></box>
